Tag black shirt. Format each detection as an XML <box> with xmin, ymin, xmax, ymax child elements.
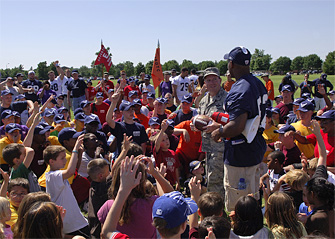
<box><xmin>22</xmin><ymin>79</ymin><xmax>43</xmax><ymax>102</ymax></box>
<box><xmin>67</xmin><ymin>79</ymin><xmax>87</xmax><ymax>98</ymax></box>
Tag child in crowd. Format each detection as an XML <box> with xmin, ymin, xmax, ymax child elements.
<box><xmin>87</xmin><ymin>158</ymin><xmax>111</xmax><ymax>239</ymax></box>
<box><xmin>3</xmin><ymin>144</ymin><xmax>40</xmax><ymax>192</ymax></box>
<box><xmin>146</xmin><ymin>117</ymin><xmax>160</xmax><ymax>136</ymax></box>
<box><xmin>97</xmin><ymin>156</ymin><xmax>173</xmax><ymax>238</ymax></box>
<box><xmin>183</xmin><ymin>161</ymin><xmax>207</xmax><ymax>197</ymax></box>
<box><xmin>44</xmin><ymin>135</ymin><xmax>89</xmax><ymax>237</ymax></box>
<box><xmin>265</xmin><ymin>192</ymin><xmax>307</xmax><ymax>238</ymax></box>
<box><xmin>164</xmin><ymin>119</ymin><xmax>179</xmax><ymax>151</ymax></box>
<box><xmin>0</xmin><ymin>197</ymin><xmax>13</xmax><ymax>239</ymax></box>
<box><xmin>267</xmin><ymin>124</ymin><xmax>301</xmax><ymax>167</ymax></box>
<box><xmin>198</xmin><ymin>216</ymin><xmax>230</xmax><ymax>239</ymax></box>
<box><xmin>152</xmin><ymin>119</ymin><xmax>180</xmax><ymax>190</ymax></box>
<box><xmin>260</xmin><ymin>151</ymin><xmax>287</xmax><ymax>192</ymax></box>
<box><xmin>50</xmin><ymin>114</ymin><xmax>68</xmax><ymax>136</ymax></box>
<box><xmin>229</xmin><ymin>196</ymin><xmax>272</xmax><ymax>238</ymax></box>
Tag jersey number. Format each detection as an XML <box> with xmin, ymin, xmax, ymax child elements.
<box><xmin>180</xmin><ymin>83</ymin><xmax>189</xmax><ymax>91</ymax></box>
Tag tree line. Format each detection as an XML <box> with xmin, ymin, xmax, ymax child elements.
<box><xmin>1</xmin><ymin>50</ymin><xmax>334</xmax><ymax>80</ymax></box>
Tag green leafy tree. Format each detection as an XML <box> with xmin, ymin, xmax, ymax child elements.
<box><xmin>199</xmin><ymin>61</ymin><xmax>215</xmax><ymax>70</ymax></box>
<box><xmin>36</xmin><ymin>61</ymin><xmax>49</xmax><ymax>80</ymax></box>
<box><xmin>162</xmin><ymin>60</ymin><xmax>180</xmax><ymax>72</ymax></box>
<box><xmin>216</xmin><ymin>60</ymin><xmax>228</xmax><ymax>75</ymax></box>
<box><xmin>270</xmin><ymin>57</ymin><xmax>291</xmax><ymax>73</ymax></box>
<box><xmin>135</xmin><ymin>62</ymin><xmax>146</xmax><ymax>76</ymax></box>
<box><xmin>323</xmin><ymin>51</ymin><xmax>335</xmax><ymax>75</ymax></box>
<box><xmin>180</xmin><ymin>59</ymin><xmax>196</xmax><ymax>71</ymax></box>
<box><xmin>250</xmin><ymin>49</ymin><xmax>272</xmax><ymax>71</ymax></box>
<box><xmin>291</xmin><ymin>56</ymin><xmax>304</xmax><ymax>71</ymax></box>
<box><xmin>123</xmin><ymin>61</ymin><xmax>134</xmax><ymax>76</ymax></box>
<box><xmin>79</xmin><ymin>65</ymin><xmax>91</xmax><ymax>77</ymax></box>
<box><xmin>303</xmin><ymin>54</ymin><xmax>322</xmax><ymax>70</ymax></box>
<box><xmin>145</xmin><ymin>61</ymin><xmax>153</xmax><ymax>75</ymax></box>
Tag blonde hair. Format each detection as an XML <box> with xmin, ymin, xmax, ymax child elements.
<box><xmin>285</xmin><ymin>169</ymin><xmax>309</xmax><ymax>191</ymax></box>
<box><xmin>265</xmin><ymin>192</ymin><xmax>305</xmax><ymax>238</ymax></box>
<box><xmin>307</xmin><ymin>158</ymin><xmax>318</xmax><ymax>171</ymax></box>
<box><xmin>0</xmin><ymin>197</ymin><xmax>10</xmax><ymax>221</ymax></box>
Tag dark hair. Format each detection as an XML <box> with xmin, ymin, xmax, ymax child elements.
<box><xmin>153</xmin><ymin>217</ymin><xmax>184</xmax><ymax>238</ymax></box>
<box><xmin>87</xmin><ymin>158</ymin><xmax>109</xmax><ymax>181</ymax></box>
<box><xmin>198</xmin><ymin>192</ymin><xmax>224</xmax><ymax>218</ymax></box>
<box><xmin>125</xmin><ymin>142</ymin><xmax>143</xmax><ymax>157</ymax></box>
<box><xmin>181</xmin><ymin>67</ymin><xmax>188</xmax><ymax>72</ymax></box>
<box><xmin>191</xmin><ymin>69</ymin><xmax>196</xmax><ymax>74</ymax></box>
<box><xmin>198</xmin><ymin>216</ymin><xmax>231</xmax><ymax>239</ymax></box>
<box><xmin>83</xmin><ymin>133</ymin><xmax>96</xmax><ymax>149</ymax></box>
<box><xmin>48</xmin><ymin>70</ymin><xmax>55</xmax><ymax>75</ymax></box>
<box><xmin>43</xmin><ymin>145</ymin><xmax>66</xmax><ymax>165</ymax></box>
<box><xmin>2</xmin><ymin>143</ymin><xmax>25</xmax><ymax>166</ymax></box>
<box><xmin>198</xmin><ymin>74</ymin><xmax>204</xmax><ymax>88</ymax></box>
<box><xmin>43</xmin><ymin>80</ymin><xmax>50</xmax><ymax>86</ymax></box>
<box><xmin>268</xmin><ymin>150</ymin><xmax>285</xmax><ymax>165</ymax></box>
<box><xmin>8</xmin><ymin>178</ymin><xmax>29</xmax><ymax>193</ymax></box>
<box><xmin>233</xmin><ymin>196</ymin><xmax>263</xmax><ymax>236</ymax></box>
<box><xmin>307</xmin><ymin>177</ymin><xmax>334</xmax><ymax>210</ymax></box>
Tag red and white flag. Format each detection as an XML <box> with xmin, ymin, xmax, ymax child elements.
<box><xmin>94</xmin><ymin>43</ymin><xmax>112</xmax><ymax>72</ymax></box>
<box><xmin>151</xmin><ymin>40</ymin><xmax>164</xmax><ymax>89</ymax></box>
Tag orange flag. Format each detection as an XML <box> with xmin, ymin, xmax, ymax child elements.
<box><xmin>151</xmin><ymin>40</ymin><xmax>164</xmax><ymax>89</ymax></box>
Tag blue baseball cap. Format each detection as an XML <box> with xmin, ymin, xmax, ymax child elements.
<box><xmin>293</xmin><ymin>98</ymin><xmax>305</xmax><ymax>106</ymax></box>
<box><xmin>96</xmin><ymin>92</ymin><xmax>104</xmax><ymax>98</ymax></box>
<box><xmin>54</xmin><ymin>114</ymin><xmax>66</xmax><ymax>124</ymax></box>
<box><xmin>75</xmin><ymin>112</ymin><xmax>86</xmax><ymax>122</ymax></box>
<box><xmin>181</xmin><ymin>94</ymin><xmax>193</xmax><ymax>103</ymax></box>
<box><xmin>57</xmin><ymin>106</ymin><xmax>68</xmax><ymax>114</ymax></box>
<box><xmin>128</xmin><ymin>90</ymin><xmax>138</xmax><ymax>98</ymax></box>
<box><xmin>189</xmin><ymin>160</ymin><xmax>202</xmax><ymax>173</ymax></box>
<box><xmin>1</xmin><ymin>110</ymin><xmax>13</xmax><ymax>119</ymax></box>
<box><xmin>306</xmin><ymin>98</ymin><xmax>316</xmax><ymax>107</ymax></box>
<box><xmin>34</xmin><ymin>124</ymin><xmax>51</xmax><ymax>135</ymax></box>
<box><xmin>328</xmin><ymin>90</ymin><xmax>335</xmax><ymax>95</ymax></box>
<box><xmin>156</xmin><ymin>97</ymin><xmax>167</xmax><ymax>104</ymax></box>
<box><xmin>38</xmin><ymin>122</ymin><xmax>54</xmax><ymax>131</ymax></box>
<box><xmin>297</xmin><ymin>101</ymin><xmax>315</xmax><ymax>112</ymax></box>
<box><xmin>12</xmin><ymin>111</ymin><xmax>20</xmax><ymax>118</ymax></box>
<box><xmin>144</xmin><ymin>74</ymin><xmax>150</xmax><ymax>80</ymax></box>
<box><xmin>152</xmin><ymin>191</ymin><xmax>198</xmax><ymax>229</ymax></box>
<box><xmin>149</xmin><ymin>117</ymin><xmax>160</xmax><ymax>126</ymax></box>
<box><xmin>128</xmin><ymin>76</ymin><xmax>135</xmax><ymax>82</ymax></box>
<box><xmin>271</xmin><ymin>107</ymin><xmax>280</xmax><ymax>114</ymax></box>
<box><xmin>274</xmin><ymin>124</ymin><xmax>296</xmax><ymax>134</ymax></box>
<box><xmin>223</xmin><ymin>46</ymin><xmax>251</xmax><ymax>66</ymax></box>
<box><xmin>1</xmin><ymin>89</ymin><xmax>13</xmax><ymax>96</ymax></box>
<box><xmin>265</xmin><ymin>108</ymin><xmax>272</xmax><ymax>118</ymax></box>
<box><xmin>166</xmin><ymin>119</ymin><xmax>175</xmax><ymax>128</ymax></box>
<box><xmin>302</xmin><ymin>93</ymin><xmax>311</xmax><ymax>98</ymax></box>
<box><xmin>274</xmin><ymin>95</ymin><xmax>283</xmax><ymax>100</ymax></box>
<box><xmin>43</xmin><ymin>108</ymin><xmax>57</xmax><ymax>117</ymax></box>
<box><xmin>281</xmin><ymin>85</ymin><xmax>293</xmax><ymax>92</ymax></box>
<box><xmin>16</xmin><ymin>73</ymin><xmax>24</xmax><ymax>77</ymax></box>
<box><xmin>315</xmin><ymin>110</ymin><xmax>335</xmax><ymax>121</ymax></box>
<box><xmin>108</xmin><ymin>88</ymin><xmax>114</xmax><ymax>94</ymax></box>
<box><xmin>147</xmin><ymin>92</ymin><xmax>155</xmax><ymax>99</ymax></box>
<box><xmin>72</xmin><ymin>69</ymin><xmax>79</xmax><ymax>74</ymax></box>
<box><xmin>84</xmin><ymin>115</ymin><xmax>99</xmax><ymax>125</ymax></box>
<box><xmin>119</xmin><ymin>100</ymin><xmax>133</xmax><ymax>111</ymax></box>
<box><xmin>321</xmin><ymin>73</ymin><xmax>327</xmax><ymax>80</ymax></box>
<box><xmin>5</xmin><ymin>123</ymin><xmax>21</xmax><ymax>133</ymax></box>
<box><xmin>80</xmin><ymin>100</ymin><xmax>90</xmax><ymax>108</ymax></box>
<box><xmin>58</xmin><ymin>127</ymin><xmax>81</xmax><ymax>145</ymax></box>
<box><xmin>15</xmin><ymin>94</ymin><xmax>25</xmax><ymax>100</ymax></box>
<box><xmin>73</xmin><ymin>108</ymin><xmax>84</xmax><ymax>116</ymax></box>
<box><xmin>132</xmin><ymin>98</ymin><xmax>142</xmax><ymax>106</ymax></box>
<box><xmin>142</xmin><ymin>89</ymin><xmax>149</xmax><ymax>94</ymax></box>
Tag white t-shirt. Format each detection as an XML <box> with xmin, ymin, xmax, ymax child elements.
<box><xmin>78</xmin><ymin>152</ymin><xmax>106</xmax><ymax>178</ymax></box>
<box><xmin>46</xmin><ymin>170</ymin><xmax>88</xmax><ymax>233</ymax></box>
<box><xmin>188</xmin><ymin>75</ymin><xmax>199</xmax><ymax>90</ymax></box>
<box><xmin>62</xmin><ymin>76</ymin><xmax>72</xmax><ymax>95</ymax></box>
<box><xmin>140</xmin><ymin>83</ymin><xmax>155</xmax><ymax>94</ymax></box>
<box><xmin>172</xmin><ymin>75</ymin><xmax>191</xmax><ymax>101</ymax></box>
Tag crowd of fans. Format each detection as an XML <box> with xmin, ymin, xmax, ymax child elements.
<box><xmin>0</xmin><ymin>52</ymin><xmax>333</xmax><ymax>239</ymax></box>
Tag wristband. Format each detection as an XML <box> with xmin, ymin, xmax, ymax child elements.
<box><xmin>72</xmin><ymin>150</ymin><xmax>78</xmax><ymax>154</ymax></box>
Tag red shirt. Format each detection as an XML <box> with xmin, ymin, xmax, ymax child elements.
<box><xmin>97</xmin><ymin>86</ymin><xmax>110</xmax><ymax>99</ymax></box>
<box><xmin>87</xmin><ymin>86</ymin><xmax>97</xmax><ymax>101</ymax></box>
<box><xmin>124</xmin><ymin>85</ymin><xmax>141</xmax><ymax>100</ymax></box>
<box><xmin>134</xmin><ymin>113</ymin><xmax>149</xmax><ymax>129</ymax></box>
<box><xmin>91</xmin><ymin>102</ymin><xmax>110</xmax><ymax>124</ymax></box>
<box><xmin>307</xmin><ymin>130</ymin><xmax>334</xmax><ymax>167</ymax></box>
<box><xmin>153</xmin><ymin>147</ymin><xmax>180</xmax><ymax>186</ymax></box>
<box><xmin>98</xmin><ymin>80</ymin><xmax>114</xmax><ymax>89</ymax></box>
<box><xmin>266</xmin><ymin>79</ymin><xmax>274</xmax><ymax>100</ymax></box>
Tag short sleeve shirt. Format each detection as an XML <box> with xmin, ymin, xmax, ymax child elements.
<box><xmin>22</xmin><ymin>79</ymin><xmax>43</xmax><ymax>102</ymax></box>
<box><xmin>172</xmin><ymin>75</ymin><xmax>191</xmax><ymax>101</ymax></box>
<box><xmin>67</xmin><ymin>79</ymin><xmax>87</xmax><ymax>98</ymax></box>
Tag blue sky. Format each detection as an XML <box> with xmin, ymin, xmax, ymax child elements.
<box><xmin>0</xmin><ymin>0</ymin><xmax>334</xmax><ymax>70</ymax></box>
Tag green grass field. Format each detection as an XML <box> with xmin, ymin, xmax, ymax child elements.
<box><xmin>92</xmin><ymin>74</ymin><xmax>335</xmax><ymax>99</ymax></box>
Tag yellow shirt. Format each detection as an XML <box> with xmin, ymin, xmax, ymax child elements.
<box><xmin>262</xmin><ymin>125</ymin><xmax>279</xmax><ymax>162</ymax></box>
<box><xmin>38</xmin><ymin>149</ymin><xmax>74</xmax><ymax>188</ymax></box>
<box><xmin>0</xmin><ymin>137</ymin><xmax>23</xmax><ymax>165</ymax></box>
<box><xmin>48</xmin><ymin>136</ymin><xmax>61</xmax><ymax>146</ymax></box>
<box><xmin>8</xmin><ymin>202</ymin><xmax>18</xmax><ymax>230</ymax></box>
<box><xmin>291</xmin><ymin>121</ymin><xmax>314</xmax><ymax>159</ymax></box>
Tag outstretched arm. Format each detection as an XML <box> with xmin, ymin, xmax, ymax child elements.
<box><xmin>106</xmin><ymin>89</ymin><xmax>122</xmax><ymax>129</ymax></box>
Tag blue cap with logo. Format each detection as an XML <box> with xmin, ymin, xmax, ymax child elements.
<box><xmin>281</xmin><ymin>85</ymin><xmax>293</xmax><ymax>92</ymax></box>
<box><xmin>181</xmin><ymin>94</ymin><xmax>193</xmax><ymax>103</ymax></box>
<box><xmin>12</xmin><ymin>111</ymin><xmax>20</xmax><ymax>118</ymax></box>
<box><xmin>189</xmin><ymin>160</ymin><xmax>203</xmax><ymax>173</ymax></box>
<box><xmin>5</xmin><ymin>123</ymin><xmax>21</xmax><ymax>133</ymax></box>
<box><xmin>132</xmin><ymin>99</ymin><xmax>142</xmax><ymax>106</ymax></box>
<box><xmin>57</xmin><ymin>106</ymin><xmax>68</xmax><ymax>114</ymax></box>
<box><xmin>1</xmin><ymin>89</ymin><xmax>13</xmax><ymax>96</ymax></box>
<box><xmin>128</xmin><ymin>90</ymin><xmax>138</xmax><ymax>98</ymax></box>
<box><xmin>147</xmin><ymin>92</ymin><xmax>155</xmax><ymax>99</ymax></box>
<box><xmin>15</xmin><ymin>94</ymin><xmax>25</xmax><ymax>100</ymax></box>
<box><xmin>80</xmin><ymin>100</ymin><xmax>90</xmax><ymax>108</ymax></box>
<box><xmin>38</xmin><ymin>122</ymin><xmax>54</xmax><ymax>131</ymax></box>
<box><xmin>58</xmin><ymin>128</ymin><xmax>81</xmax><ymax>145</ymax></box>
<box><xmin>156</xmin><ymin>98</ymin><xmax>167</xmax><ymax>104</ymax></box>
<box><xmin>293</xmin><ymin>98</ymin><xmax>305</xmax><ymax>106</ymax></box>
<box><xmin>34</xmin><ymin>124</ymin><xmax>51</xmax><ymax>135</ymax></box>
<box><xmin>224</xmin><ymin>46</ymin><xmax>251</xmax><ymax>66</ymax></box>
<box><xmin>297</xmin><ymin>100</ymin><xmax>315</xmax><ymax>112</ymax></box>
<box><xmin>302</xmin><ymin>93</ymin><xmax>311</xmax><ymax>98</ymax></box>
<box><xmin>328</xmin><ymin>90</ymin><xmax>335</xmax><ymax>95</ymax></box>
<box><xmin>166</xmin><ymin>119</ymin><xmax>175</xmax><ymax>128</ymax></box>
<box><xmin>43</xmin><ymin>108</ymin><xmax>57</xmax><ymax>117</ymax></box>
<box><xmin>274</xmin><ymin>124</ymin><xmax>296</xmax><ymax>134</ymax></box>
<box><xmin>54</xmin><ymin>114</ymin><xmax>66</xmax><ymax>124</ymax></box>
<box><xmin>1</xmin><ymin>110</ymin><xmax>13</xmax><ymax>119</ymax></box>
<box><xmin>149</xmin><ymin>117</ymin><xmax>160</xmax><ymax>126</ymax></box>
<box><xmin>152</xmin><ymin>191</ymin><xmax>198</xmax><ymax>229</ymax></box>
<box><xmin>73</xmin><ymin>108</ymin><xmax>84</xmax><ymax>116</ymax></box>
<box><xmin>315</xmin><ymin>110</ymin><xmax>335</xmax><ymax>121</ymax></box>
<box><xmin>119</xmin><ymin>100</ymin><xmax>133</xmax><ymax>111</ymax></box>
<box><xmin>75</xmin><ymin>112</ymin><xmax>86</xmax><ymax>122</ymax></box>
<box><xmin>142</xmin><ymin>89</ymin><xmax>149</xmax><ymax>94</ymax></box>
<box><xmin>128</xmin><ymin>76</ymin><xmax>135</xmax><ymax>82</ymax></box>
<box><xmin>84</xmin><ymin>115</ymin><xmax>99</xmax><ymax>125</ymax></box>
<box><xmin>96</xmin><ymin>92</ymin><xmax>104</xmax><ymax>98</ymax></box>
<box><xmin>271</xmin><ymin>107</ymin><xmax>280</xmax><ymax>114</ymax></box>
<box><xmin>321</xmin><ymin>73</ymin><xmax>327</xmax><ymax>80</ymax></box>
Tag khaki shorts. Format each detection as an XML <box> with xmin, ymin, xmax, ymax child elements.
<box><xmin>224</xmin><ymin>163</ymin><xmax>261</xmax><ymax>212</ymax></box>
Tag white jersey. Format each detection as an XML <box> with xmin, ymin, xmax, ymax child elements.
<box><xmin>188</xmin><ymin>75</ymin><xmax>199</xmax><ymax>90</ymax></box>
<box><xmin>172</xmin><ymin>75</ymin><xmax>191</xmax><ymax>101</ymax></box>
<box><xmin>61</xmin><ymin>76</ymin><xmax>72</xmax><ymax>95</ymax></box>
<box><xmin>49</xmin><ymin>78</ymin><xmax>62</xmax><ymax>96</ymax></box>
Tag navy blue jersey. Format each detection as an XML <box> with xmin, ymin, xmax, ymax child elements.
<box><xmin>312</xmin><ymin>78</ymin><xmax>333</xmax><ymax>98</ymax></box>
<box><xmin>67</xmin><ymin>79</ymin><xmax>87</xmax><ymax>98</ymax></box>
<box><xmin>111</xmin><ymin>121</ymin><xmax>149</xmax><ymax>155</ymax></box>
<box><xmin>223</xmin><ymin>73</ymin><xmax>267</xmax><ymax>167</ymax></box>
<box><xmin>22</xmin><ymin>79</ymin><xmax>43</xmax><ymax>102</ymax></box>
<box><xmin>299</xmin><ymin>81</ymin><xmax>314</xmax><ymax>95</ymax></box>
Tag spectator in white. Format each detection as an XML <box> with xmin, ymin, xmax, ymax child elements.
<box><xmin>172</xmin><ymin>67</ymin><xmax>192</xmax><ymax>105</ymax></box>
<box><xmin>47</xmin><ymin>69</ymin><xmax>61</xmax><ymax>97</ymax></box>
<box><xmin>139</xmin><ymin>74</ymin><xmax>155</xmax><ymax>94</ymax></box>
<box><xmin>67</xmin><ymin>69</ymin><xmax>88</xmax><ymax>111</ymax></box>
<box><xmin>54</xmin><ymin>62</ymin><xmax>70</xmax><ymax>110</ymax></box>
<box><xmin>21</xmin><ymin>71</ymin><xmax>43</xmax><ymax>103</ymax></box>
<box><xmin>312</xmin><ymin>73</ymin><xmax>334</xmax><ymax>111</ymax></box>
<box><xmin>169</xmin><ymin>69</ymin><xmax>177</xmax><ymax>82</ymax></box>
<box><xmin>188</xmin><ymin>69</ymin><xmax>199</xmax><ymax>91</ymax></box>
<box><xmin>0</xmin><ymin>77</ymin><xmax>31</xmax><ymax>102</ymax></box>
